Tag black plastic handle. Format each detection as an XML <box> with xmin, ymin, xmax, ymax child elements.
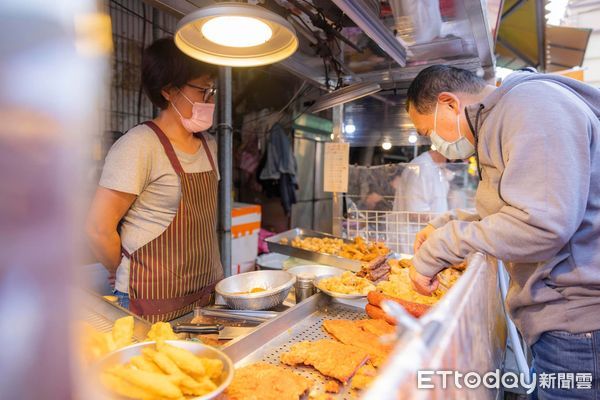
<box><xmin>172</xmin><ymin>323</ymin><xmax>224</xmax><ymax>334</ymax></box>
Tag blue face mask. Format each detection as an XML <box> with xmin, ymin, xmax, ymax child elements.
<box><xmin>430</xmin><ymin>102</ymin><xmax>475</xmax><ymax>160</ymax></box>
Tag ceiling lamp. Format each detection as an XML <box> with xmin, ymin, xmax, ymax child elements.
<box><xmin>175</xmin><ymin>3</ymin><xmax>298</xmax><ymax>67</ymax></box>
<box><xmin>308</xmin><ymin>82</ymin><xmax>382</xmax><ymax>113</ymax></box>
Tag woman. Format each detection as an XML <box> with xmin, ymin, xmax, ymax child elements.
<box><xmin>86</xmin><ymin>38</ymin><xmax>223</xmax><ymax>322</ymax></box>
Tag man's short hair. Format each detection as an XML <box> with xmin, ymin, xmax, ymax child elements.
<box><xmin>142</xmin><ymin>37</ymin><xmax>218</xmax><ymax>109</ymax></box>
<box><xmin>406</xmin><ymin>65</ymin><xmax>486</xmax><ymax>114</ymax></box>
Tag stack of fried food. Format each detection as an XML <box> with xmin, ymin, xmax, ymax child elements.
<box><xmin>275</xmin><ymin>318</ymin><xmax>396</xmax><ymax>397</ymax></box>
<box><xmin>101</xmin><ymin>341</ymin><xmax>224</xmax><ymax>399</ymax></box>
<box><xmin>366</xmin><ymin>259</ymin><xmax>466</xmax><ymax>322</ymax></box>
<box><xmin>78</xmin><ymin>317</ymin><xmax>180</xmax><ymax>366</ymax></box>
<box><xmin>78</xmin><ymin>316</ymin><xmax>136</xmax><ymax>365</ymax></box>
<box><xmin>356</xmin><ymin>255</ymin><xmax>391</xmax><ymax>283</ymax></box>
<box><xmin>317</xmin><ymin>271</ymin><xmax>375</xmax><ymax>296</ymax></box>
<box><xmin>284</xmin><ymin>236</ymin><xmax>389</xmax><ymax>262</ymax></box>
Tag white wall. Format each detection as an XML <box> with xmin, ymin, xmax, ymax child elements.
<box><xmin>567</xmin><ymin>3</ymin><xmax>600</xmax><ymax>87</ymax></box>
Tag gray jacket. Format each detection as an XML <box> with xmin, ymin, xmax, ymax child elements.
<box><xmin>413</xmin><ymin>71</ymin><xmax>600</xmax><ymax>346</ymax></box>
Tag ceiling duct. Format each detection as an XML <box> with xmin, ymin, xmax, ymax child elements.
<box><xmin>330</xmin><ymin>0</ymin><xmax>408</xmax><ymax>67</ymax></box>
<box><xmin>308</xmin><ymin>81</ymin><xmax>381</xmax><ymax>113</ymax></box>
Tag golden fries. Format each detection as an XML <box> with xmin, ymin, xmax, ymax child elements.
<box><xmin>100</xmin><ymin>342</ymin><xmax>224</xmax><ymax>399</ymax></box>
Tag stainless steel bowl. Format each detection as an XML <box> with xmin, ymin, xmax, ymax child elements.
<box><xmin>95</xmin><ymin>340</ymin><xmax>233</xmax><ymax>400</ymax></box>
<box><xmin>215</xmin><ymin>270</ymin><xmax>296</xmax><ymax>310</ymax></box>
<box><xmin>286</xmin><ymin>265</ymin><xmax>344</xmax><ymax>279</ymax></box>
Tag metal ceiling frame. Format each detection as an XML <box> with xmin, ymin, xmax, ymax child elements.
<box><xmin>330</xmin><ymin>0</ymin><xmax>409</xmax><ymax>67</ymax></box>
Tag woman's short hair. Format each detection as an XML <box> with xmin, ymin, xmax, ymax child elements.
<box><xmin>142</xmin><ymin>37</ymin><xmax>218</xmax><ymax>109</ymax></box>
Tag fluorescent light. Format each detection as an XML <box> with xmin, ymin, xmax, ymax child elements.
<box><xmin>308</xmin><ymin>82</ymin><xmax>381</xmax><ymax>113</ymax></box>
<box><xmin>408</xmin><ymin>134</ymin><xmax>417</xmax><ymax>144</ymax></box>
<box><xmin>382</xmin><ymin>141</ymin><xmax>392</xmax><ymax>150</ymax></box>
<box><xmin>201</xmin><ymin>16</ymin><xmax>272</xmax><ymax>48</ymax></box>
<box><xmin>175</xmin><ymin>3</ymin><xmax>298</xmax><ymax>67</ymax></box>
<box><xmin>344</xmin><ymin>123</ymin><xmax>356</xmax><ymax>134</ymax></box>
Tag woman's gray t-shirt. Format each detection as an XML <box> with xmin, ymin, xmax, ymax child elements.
<box><xmin>99</xmin><ymin>124</ymin><xmax>219</xmax><ymax>293</ymax></box>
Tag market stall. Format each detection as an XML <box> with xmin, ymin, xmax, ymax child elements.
<box><xmin>75</xmin><ymin>0</ymin><xmax>509</xmax><ymax>398</ymax></box>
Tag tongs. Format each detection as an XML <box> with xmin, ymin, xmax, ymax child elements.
<box><xmin>172</xmin><ymin>323</ymin><xmax>254</xmax><ymax>339</ymax></box>
<box><xmin>200</xmin><ymin>307</ymin><xmax>279</xmax><ymax>323</ymax></box>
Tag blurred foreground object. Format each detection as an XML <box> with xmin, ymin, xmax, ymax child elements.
<box><xmin>0</xmin><ymin>0</ymin><xmax>109</xmax><ymax>398</ymax></box>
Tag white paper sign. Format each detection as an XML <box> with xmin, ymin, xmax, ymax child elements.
<box><xmin>324</xmin><ymin>142</ymin><xmax>349</xmax><ymax>193</ymax></box>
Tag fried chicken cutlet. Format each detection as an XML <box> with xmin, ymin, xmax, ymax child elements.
<box><xmin>223</xmin><ymin>363</ymin><xmax>311</xmax><ymax>400</ymax></box>
<box><xmin>322</xmin><ymin>320</ymin><xmax>393</xmax><ymax>366</ymax></box>
<box><xmin>280</xmin><ymin>340</ymin><xmax>369</xmax><ymax>383</ymax></box>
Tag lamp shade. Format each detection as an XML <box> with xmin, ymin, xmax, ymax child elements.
<box><xmin>175</xmin><ymin>3</ymin><xmax>298</xmax><ymax>67</ymax></box>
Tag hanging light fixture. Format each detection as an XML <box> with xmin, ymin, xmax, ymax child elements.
<box><xmin>175</xmin><ymin>3</ymin><xmax>298</xmax><ymax>67</ymax></box>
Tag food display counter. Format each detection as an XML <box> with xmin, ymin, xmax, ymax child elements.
<box><xmin>81</xmin><ymin>244</ymin><xmax>505</xmax><ymax>399</ymax></box>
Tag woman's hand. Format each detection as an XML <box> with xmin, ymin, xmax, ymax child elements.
<box><xmin>86</xmin><ymin>187</ymin><xmax>136</xmax><ymax>271</ymax></box>
<box><xmin>414</xmin><ymin>224</ymin><xmax>436</xmax><ymax>254</ymax></box>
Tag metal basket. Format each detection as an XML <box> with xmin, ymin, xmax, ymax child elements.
<box><xmin>215</xmin><ymin>270</ymin><xmax>296</xmax><ymax>310</ymax></box>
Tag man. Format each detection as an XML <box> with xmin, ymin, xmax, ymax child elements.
<box><xmin>406</xmin><ymin>65</ymin><xmax>600</xmax><ymax>399</ymax></box>
<box><xmin>391</xmin><ymin>149</ymin><xmax>449</xmax><ymax>254</ymax></box>
<box><xmin>393</xmin><ymin>149</ymin><xmax>449</xmax><ymax>213</ymax></box>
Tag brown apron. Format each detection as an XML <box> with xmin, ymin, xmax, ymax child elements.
<box><xmin>123</xmin><ymin>121</ymin><xmax>224</xmax><ymax>322</ymax></box>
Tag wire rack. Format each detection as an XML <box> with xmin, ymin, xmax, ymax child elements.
<box><xmin>342</xmin><ymin>209</ymin><xmax>441</xmax><ymax>255</ymax></box>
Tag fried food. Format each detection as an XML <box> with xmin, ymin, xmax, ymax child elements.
<box><xmin>322</xmin><ymin>320</ymin><xmax>392</xmax><ymax>367</ymax></box>
<box><xmin>280</xmin><ymin>340</ymin><xmax>369</xmax><ymax>383</ymax></box>
<box><xmin>287</xmin><ymin>236</ymin><xmax>389</xmax><ymax>262</ymax></box>
<box><xmin>365</xmin><ymin>304</ymin><xmax>397</xmax><ymax>325</ymax></box>
<box><xmin>107</xmin><ymin>364</ymin><xmax>183</xmax><ymax>399</ymax></box>
<box><xmin>100</xmin><ymin>372</ymin><xmax>156</xmax><ymax>400</ymax></box>
<box><xmin>223</xmin><ymin>363</ymin><xmax>311</xmax><ymax>400</ymax></box>
<box><xmin>146</xmin><ymin>321</ymin><xmax>179</xmax><ymax>342</ymax></box>
<box><xmin>376</xmin><ymin>268</ymin><xmax>444</xmax><ymax>305</ymax></box>
<box><xmin>156</xmin><ymin>341</ymin><xmax>206</xmax><ymax>378</ymax></box>
<box><xmin>388</xmin><ymin>258</ymin><xmax>413</xmax><ymax>274</ymax></box>
<box><xmin>112</xmin><ymin>316</ymin><xmax>134</xmax><ymax>348</ymax></box>
<box><xmin>324</xmin><ymin>380</ymin><xmax>340</xmax><ymax>394</ymax></box>
<box><xmin>354</xmin><ymin>319</ymin><xmax>395</xmax><ymax>337</ymax></box>
<box><xmin>351</xmin><ymin>364</ymin><xmax>377</xmax><ymax>390</ymax></box>
<box><xmin>317</xmin><ymin>271</ymin><xmax>375</xmax><ymax>296</ymax></box>
<box><xmin>367</xmin><ymin>291</ymin><xmax>431</xmax><ymax>318</ymax></box>
<box><xmin>78</xmin><ymin>316</ymin><xmax>134</xmax><ymax>365</ymax></box>
<box><xmin>100</xmin><ymin>341</ymin><xmax>224</xmax><ymax>399</ymax></box>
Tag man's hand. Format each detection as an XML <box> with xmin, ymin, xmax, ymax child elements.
<box><xmin>409</xmin><ymin>267</ymin><xmax>439</xmax><ymax>296</ymax></box>
<box><xmin>414</xmin><ymin>224</ymin><xmax>436</xmax><ymax>254</ymax></box>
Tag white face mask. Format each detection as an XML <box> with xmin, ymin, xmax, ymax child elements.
<box><xmin>430</xmin><ymin>102</ymin><xmax>475</xmax><ymax>160</ymax></box>
<box><xmin>172</xmin><ymin>90</ymin><xmax>215</xmax><ymax>133</ymax></box>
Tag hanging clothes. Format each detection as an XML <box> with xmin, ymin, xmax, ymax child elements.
<box><xmin>259</xmin><ymin>123</ymin><xmax>298</xmax><ymax>215</ymax></box>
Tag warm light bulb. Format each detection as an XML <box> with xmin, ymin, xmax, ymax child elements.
<box><xmin>344</xmin><ymin>123</ymin><xmax>356</xmax><ymax>134</ymax></box>
<box><xmin>408</xmin><ymin>134</ymin><xmax>417</xmax><ymax>144</ymax></box>
<box><xmin>382</xmin><ymin>141</ymin><xmax>392</xmax><ymax>150</ymax></box>
<box><xmin>202</xmin><ymin>16</ymin><xmax>273</xmax><ymax>48</ymax></box>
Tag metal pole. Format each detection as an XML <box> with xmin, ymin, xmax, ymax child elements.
<box><xmin>217</xmin><ymin>66</ymin><xmax>233</xmax><ymax>277</ymax></box>
<box><xmin>536</xmin><ymin>0</ymin><xmax>547</xmax><ymax>71</ymax></box>
<box><xmin>332</xmin><ymin>105</ymin><xmax>343</xmax><ymax>237</ymax></box>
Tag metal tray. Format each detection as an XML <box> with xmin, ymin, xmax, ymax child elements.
<box><xmin>266</xmin><ymin>228</ymin><xmax>363</xmax><ymax>272</ymax></box>
<box><xmin>221</xmin><ymin>293</ymin><xmax>368</xmax><ymax>400</ymax></box>
<box><xmin>79</xmin><ymin>290</ymin><xmax>151</xmax><ymax>342</ymax></box>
